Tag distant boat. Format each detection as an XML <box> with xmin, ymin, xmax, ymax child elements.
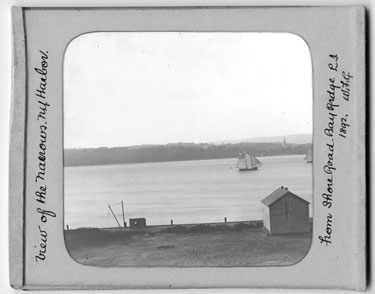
<box><xmin>236</xmin><ymin>152</ymin><xmax>262</xmax><ymax>171</ymax></box>
<box><xmin>304</xmin><ymin>149</ymin><xmax>313</xmax><ymax>163</ymax></box>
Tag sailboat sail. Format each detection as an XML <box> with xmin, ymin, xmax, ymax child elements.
<box><xmin>246</xmin><ymin>154</ymin><xmax>254</xmax><ymax>167</ymax></box>
<box><xmin>236</xmin><ymin>153</ymin><xmax>248</xmax><ymax>169</ymax></box>
<box><xmin>304</xmin><ymin>149</ymin><xmax>313</xmax><ymax>163</ymax></box>
<box><xmin>255</xmin><ymin>157</ymin><xmax>263</xmax><ymax>166</ymax></box>
<box><xmin>236</xmin><ymin>152</ymin><xmax>262</xmax><ymax>171</ymax></box>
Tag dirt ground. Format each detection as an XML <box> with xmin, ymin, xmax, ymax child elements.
<box><xmin>64</xmin><ymin>225</ymin><xmax>312</xmax><ymax>267</ymax></box>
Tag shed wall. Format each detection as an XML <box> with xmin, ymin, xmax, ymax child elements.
<box><xmin>268</xmin><ymin>194</ymin><xmax>310</xmax><ymax>235</ymax></box>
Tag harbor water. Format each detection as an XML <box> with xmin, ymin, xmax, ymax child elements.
<box><xmin>64</xmin><ymin>154</ymin><xmax>312</xmax><ymax>229</ymax></box>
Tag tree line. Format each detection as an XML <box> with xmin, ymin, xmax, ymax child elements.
<box><xmin>64</xmin><ymin>142</ymin><xmax>312</xmax><ymax>167</ymax></box>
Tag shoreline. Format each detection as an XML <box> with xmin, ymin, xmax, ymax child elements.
<box><xmin>64</xmin><ymin>220</ymin><xmax>312</xmax><ymax>267</ymax></box>
<box><xmin>69</xmin><ymin>219</ymin><xmax>264</xmax><ymax>232</ymax></box>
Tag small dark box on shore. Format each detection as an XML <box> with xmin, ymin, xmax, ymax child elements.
<box><xmin>129</xmin><ymin>218</ymin><xmax>146</xmax><ymax>229</ymax></box>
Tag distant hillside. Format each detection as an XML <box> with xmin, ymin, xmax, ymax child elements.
<box><xmin>212</xmin><ymin>134</ymin><xmax>312</xmax><ymax>145</ymax></box>
<box><xmin>64</xmin><ymin>141</ymin><xmax>312</xmax><ymax>167</ymax></box>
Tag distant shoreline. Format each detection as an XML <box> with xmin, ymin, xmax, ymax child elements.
<box><xmin>64</xmin><ymin>142</ymin><xmax>312</xmax><ymax>167</ymax></box>
<box><xmin>64</xmin><ymin>153</ymin><xmax>306</xmax><ymax>169</ymax></box>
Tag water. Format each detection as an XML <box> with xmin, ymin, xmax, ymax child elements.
<box><xmin>64</xmin><ymin>155</ymin><xmax>312</xmax><ymax>229</ymax></box>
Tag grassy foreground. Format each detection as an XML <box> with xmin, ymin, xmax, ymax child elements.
<box><xmin>64</xmin><ymin>223</ymin><xmax>312</xmax><ymax>267</ymax></box>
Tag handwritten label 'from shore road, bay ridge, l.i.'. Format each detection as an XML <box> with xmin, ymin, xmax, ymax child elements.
<box><xmin>33</xmin><ymin>50</ymin><xmax>56</xmax><ymax>262</ymax></box>
<box><xmin>318</xmin><ymin>54</ymin><xmax>353</xmax><ymax>246</ymax></box>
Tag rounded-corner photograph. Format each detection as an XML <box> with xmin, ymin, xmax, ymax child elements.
<box><xmin>63</xmin><ymin>32</ymin><xmax>313</xmax><ymax>267</ymax></box>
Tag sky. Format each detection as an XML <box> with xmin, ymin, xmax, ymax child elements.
<box><xmin>64</xmin><ymin>32</ymin><xmax>312</xmax><ymax>149</ymax></box>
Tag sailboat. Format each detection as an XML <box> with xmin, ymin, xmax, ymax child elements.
<box><xmin>304</xmin><ymin>148</ymin><xmax>313</xmax><ymax>163</ymax></box>
<box><xmin>236</xmin><ymin>152</ymin><xmax>262</xmax><ymax>171</ymax></box>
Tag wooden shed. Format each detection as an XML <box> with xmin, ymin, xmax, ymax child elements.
<box><xmin>261</xmin><ymin>186</ymin><xmax>310</xmax><ymax>235</ymax></box>
<box><xmin>129</xmin><ymin>218</ymin><xmax>146</xmax><ymax>229</ymax></box>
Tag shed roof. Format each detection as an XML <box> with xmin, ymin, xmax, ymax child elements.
<box><xmin>261</xmin><ymin>186</ymin><xmax>310</xmax><ymax>206</ymax></box>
